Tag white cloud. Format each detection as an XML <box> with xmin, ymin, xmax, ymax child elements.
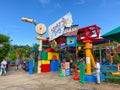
<box><xmin>39</xmin><ymin>0</ymin><xmax>50</xmax><ymax>7</ymax></box>
<box><xmin>75</xmin><ymin>0</ymin><xmax>85</xmax><ymax>5</ymax></box>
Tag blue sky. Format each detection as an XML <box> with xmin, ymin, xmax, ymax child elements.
<box><xmin>0</xmin><ymin>0</ymin><xmax>120</xmax><ymax>46</ymax></box>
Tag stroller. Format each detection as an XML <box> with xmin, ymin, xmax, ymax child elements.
<box><xmin>22</xmin><ymin>62</ymin><xmax>29</xmax><ymax>72</ymax></box>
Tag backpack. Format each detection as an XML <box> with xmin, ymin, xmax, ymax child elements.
<box><xmin>3</xmin><ymin>64</ymin><xmax>6</xmax><ymax>67</ymax></box>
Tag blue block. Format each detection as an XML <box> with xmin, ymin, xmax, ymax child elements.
<box><xmin>50</xmin><ymin>60</ymin><xmax>59</xmax><ymax>72</ymax></box>
<box><xmin>65</xmin><ymin>69</ymin><xmax>70</xmax><ymax>76</ymax></box>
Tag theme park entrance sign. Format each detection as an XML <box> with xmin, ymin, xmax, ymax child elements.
<box><xmin>63</xmin><ymin>25</ymin><xmax>78</xmax><ymax>36</ymax></box>
<box><xmin>48</xmin><ymin>12</ymin><xmax>73</xmax><ymax>41</ymax></box>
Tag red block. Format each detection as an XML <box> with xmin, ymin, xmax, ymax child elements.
<box><xmin>62</xmin><ymin>62</ymin><xmax>66</xmax><ymax>69</ymax></box>
<box><xmin>41</xmin><ymin>64</ymin><xmax>50</xmax><ymax>72</ymax></box>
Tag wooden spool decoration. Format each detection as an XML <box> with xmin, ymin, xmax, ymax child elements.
<box><xmin>35</xmin><ymin>23</ymin><xmax>46</xmax><ymax>35</ymax></box>
<box><xmin>35</xmin><ymin>23</ymin><xmax>46</xmax><ymax>51</ymax></box>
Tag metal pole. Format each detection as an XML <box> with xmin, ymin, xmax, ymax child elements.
<box><xmin>99</xmin><ymin>48</ymin><xmax>102</xmax><ymax>64</ymax></box>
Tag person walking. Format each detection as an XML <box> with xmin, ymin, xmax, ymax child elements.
<box><xmin>95</xmin><ymin>59</ymin><xmax>101</xmax><ymax>84</ymax></box>
<box><xmin>19</xmin><ymin>58</ymin><xmax>23</xmax><ymax>71</ymax></box>
<box><xmin>5</xmin><ymin>57</ymin><xmax>10</xmax><ymax>71</ymax></box>
<box><xmin>15</xmin><ymin>58</ymin><xmax>20</xmax><ymax>70</ymax></box>
<box><xmin>0</xmin><ymin>59</ymin><xmax>7</xmax><ymax>76</ymax></box>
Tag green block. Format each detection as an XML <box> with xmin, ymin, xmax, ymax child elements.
<box><xmin>41</xmin><ymin>52</ymin><xmax>48</xmax><ymax>60</ymax></box>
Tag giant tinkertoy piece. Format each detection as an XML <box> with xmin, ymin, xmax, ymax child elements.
<box><xmin>35</xmin><ymin>24</ymin><xmax>46</xmax><ymax>54</ymax></box>
<box><xmin>22</xmin><ymin>17</ymin><xmax>47</xmax><ymax>73</ymax></box>
<box><xmin>77</xmin><ymin>25</ymin><xmax>100</xmax><ymax>75</ymax></box>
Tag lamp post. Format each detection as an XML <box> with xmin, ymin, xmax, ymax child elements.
<box><xmin>22</xmin><ymin>17</ymin><xmax>47</xmax><ymax>73</ymax></box>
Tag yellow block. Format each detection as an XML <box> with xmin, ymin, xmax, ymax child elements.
<box><xmin>41</xmin><ymin>60</ymin><xmax>50</xmax><ymax>64</ymax></box>
<box><xmin>48</xmin><ymin>52</ymin><xmax>59</xmax><ymax>60</ymax></box>
<box><xmin>65</xmin><ymin>62</ymin><xmax>70</xmax><ymax>69</ymax></box>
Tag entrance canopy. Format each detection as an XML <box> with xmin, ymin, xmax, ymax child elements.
<box><xmin>101</xmin><ymin>26</ymin><xmax>120</xmax><ymax>42</ymax></box>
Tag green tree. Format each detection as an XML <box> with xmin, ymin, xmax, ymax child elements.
<box><xmin>10</xmin><ymin>51</ymin><xmax>16</xmax><ymax>60</ymax></box>
<box><xmin>9</xmin><ymin>45</ymin><xmax>32</xmax><ymax>60</ymax></box>
<box><xmin>113</xmin><ymin>53</ymin><xmax>120</xmax><ymax>64</ymax></box>
<box><xmin>32</xmin><ymin>44</ymin><xmax>39</xmax><ymax>62</ymax></box>
<box><xmin>0</xmin><ymin>34</ymin><xmax>10</xmax><ymax>62</ymax></box>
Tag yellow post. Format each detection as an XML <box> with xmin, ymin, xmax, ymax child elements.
<box><xmin>84</xmin><ymin>40</ymin><xmax>93</xmax><ymax>75</ymax></box>
<box><xmin>90</xmin><ymin>51</ymin><xmax>96</xmax><ymax>68</ymax></box>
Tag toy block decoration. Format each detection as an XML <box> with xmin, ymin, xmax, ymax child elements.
<box><xmin>65</xmin><ymin>62</ymin><xmax>70</xmax><ymax>69</ymax></box>
<box><xmin>48</xmin><ymin>52</ymin><xmax>59</xmax><ymax>60</ymax></box>
<box><xmin>65</xmin><ymin>69</ymin><xmax>70</xmax><ymax>76</ymax></box>
<box><xmin>62</xmin><ymin>69</ymin><xmax>66</xmax><ymax>76</ymax></box>
<box><xmin>41</xmin><ymin>52</ymin><xmax>48</xmax><ymax>60</ymax></box>
<box><xmin>41</xmin><ymin>64</ymin><xmax>50</xmax><ymax>72</ymax></box>
<box><xmin>41</xmin><ymin>60</ymin><xmax>50</xmax><ymax>64</ymax></box>
<box><xmin>50</xmin><ymin>60</ymin><xmax>59</xmax><ymax>72</ymax></box>
<box><xmin>61</xmin><ymin>62</ymin><xmax>66</xmax><ymax>69</ymax></box>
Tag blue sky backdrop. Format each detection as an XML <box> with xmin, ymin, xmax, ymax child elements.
<box><xmin>0</xmin><ymin>0</ymin><xmax>120</xmax><ymax>46</ymax></box>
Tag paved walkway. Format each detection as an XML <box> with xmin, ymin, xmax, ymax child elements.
<box><xmin>0</xmin><ymin>66</ymin><xmax>120</xmax><ymax>90</ymax></box>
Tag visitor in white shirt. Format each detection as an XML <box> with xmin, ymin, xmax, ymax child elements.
<box><xmin>0</xmin><ymin>59</ymin><xmax>7</xmax><ymax>76</ymax></box>
<box><xmin>95</xmin><ymin>59</ymin><xmax>100</xmax><ymax>84</ymax></box>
